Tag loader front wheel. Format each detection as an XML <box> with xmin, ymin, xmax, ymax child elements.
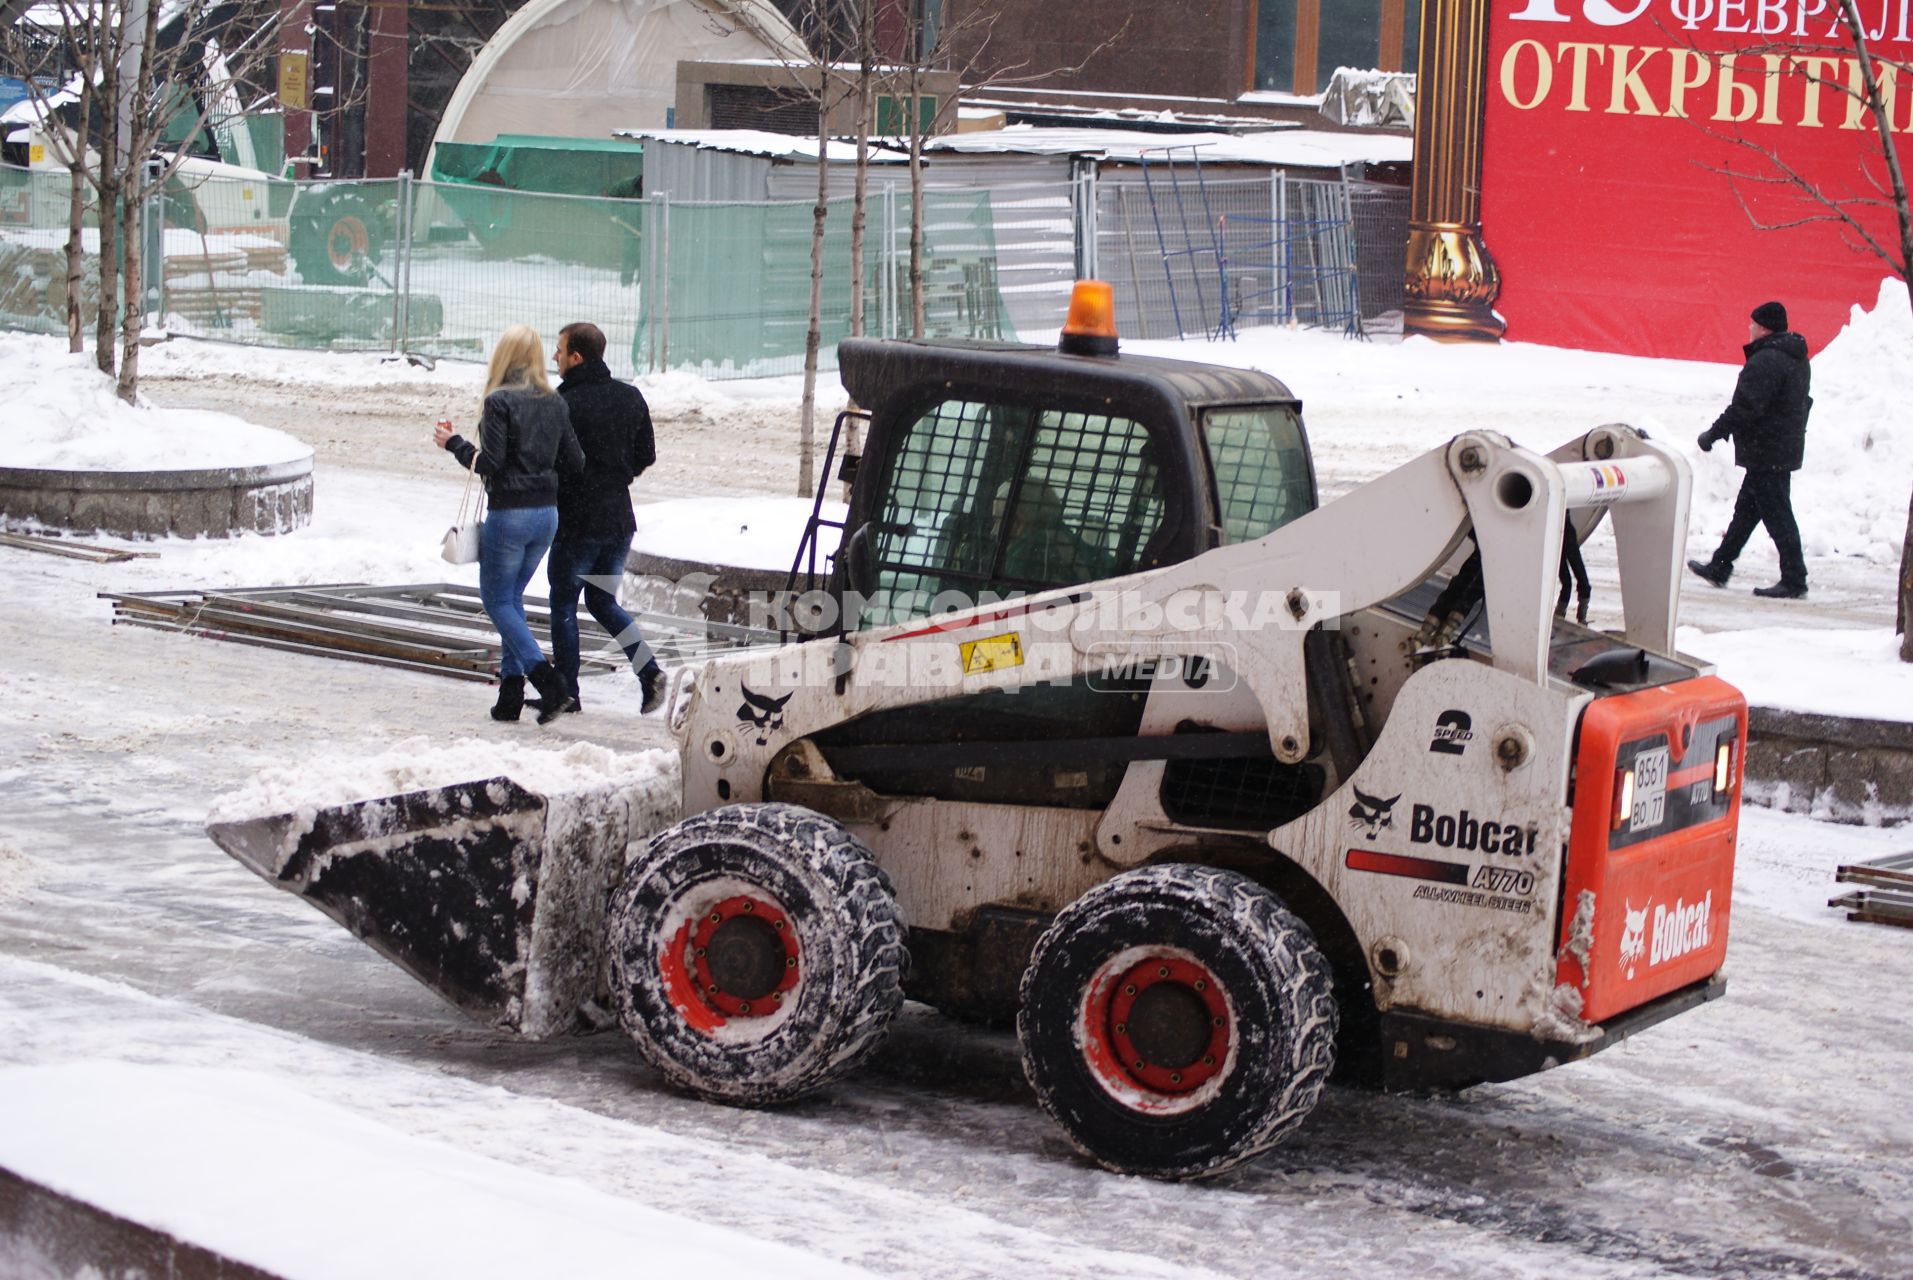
<box><xmin>1018</xmin><ymin>864</ymin><xmax>1337</xmax><ymax>1180</ymax></box>
<box><xmin>609</xmin><ymin>803</ymin><xmax>907</xmax><ymax>1106</ymax></box>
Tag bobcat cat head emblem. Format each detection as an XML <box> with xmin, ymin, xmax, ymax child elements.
<box><xmin>1619</xmin><ymin>898</ymin><xmax>1649</xmax><ymax>975</ymax></box>
<box><xmin>737</xmin><ymin>684</ymin><xmax>794</xmax><ymax>745</ymax></box>
<box><xmin>1347</xmin><ymin>787</ymin><xmax>1401</xmax><ymax>840</ymax></box>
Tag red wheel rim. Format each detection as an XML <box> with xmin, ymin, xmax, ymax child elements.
<box><xmin>658</xmin><ymin>893</ymin><xmax>800</xmax><ymax>1032</ymax></box>
<box><xmin>1081</xmin><ymin>951</ymin><xmax>1232</xmax><ymax>1102</ymax></box>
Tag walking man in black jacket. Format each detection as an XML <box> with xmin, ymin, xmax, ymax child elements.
<box><xmin>1688</xmin><ymin>300</ymin><xmax>1812</xmax><ymax>599</ymax></box>
<box><xmin>546</xmin><ymin>322</ymin><xmax>666</xmax><ymax>713</ymax></box>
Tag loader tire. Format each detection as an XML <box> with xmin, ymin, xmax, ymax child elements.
<box><xmin>1018</xmin><ymin>864</ymin><xmax>1337</xmax><ymax>1180</ymax></box>
<box><xmin>608</xmin><ymin>803</ymin><xmax>907</xmax><ymax>1107</ymax></box>
<box><xmin>288</xmin><ymin>188</ymin><xmax>386</xmax><ymax>287</ymax></box>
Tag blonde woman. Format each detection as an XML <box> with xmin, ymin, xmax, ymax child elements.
<box><xmin>432</xmin><ymin>325</ymin><xmax>585</xmax><ymax>723</ymax></box>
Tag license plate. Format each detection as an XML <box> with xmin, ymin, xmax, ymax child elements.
<box><xmin>1630</xmin><ymin>746</ymin><xmax>1669</xmax><ymax>832</ymax></box>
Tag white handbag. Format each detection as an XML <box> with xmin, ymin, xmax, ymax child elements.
<box><xmin>440</xmin><ymin>446</ymin><xmax>486</xmax><ymax>565</ymax></box>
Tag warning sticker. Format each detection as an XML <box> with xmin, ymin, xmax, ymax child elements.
<box><xmin>960</xmin><ymin>632</ymin><xmax>1023</xmax><ymax>675</ymax></box>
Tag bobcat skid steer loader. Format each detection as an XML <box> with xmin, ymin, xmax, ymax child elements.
<box><xmin>209</xmin><ymin>283</ymin><xmax>1745</xmax><ymax>1180</ymax></box>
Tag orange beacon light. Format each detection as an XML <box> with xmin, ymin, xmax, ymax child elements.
<box><xmin>1058</xmin><ymin>280</ymin><xmax>1119</xmax><ymax>356</ymax></box>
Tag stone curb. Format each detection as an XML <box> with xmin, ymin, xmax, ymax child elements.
<box><xmin>1745</xmin><ymin>706</ymin><xmax>1913</xmax><ymax>827</ymax></box>
<box><xmin>0</xmin><ymin>1165</ymin><xmax>283</xmax><ymax>1280</ymax></box>
<box><xmin>0</xmin><ymin>458</ymin><xmax>314</xmax><ymax>539</ymax></box>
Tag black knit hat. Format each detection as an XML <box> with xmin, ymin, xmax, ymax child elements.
<box><xmin>1750</xmin><ymin>301</ymin><xmax>1788</xmax><ymax>332</ymax></box>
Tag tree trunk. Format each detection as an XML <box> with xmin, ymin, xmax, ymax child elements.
<box><xmin>64</xmin><ymin>163</ymin><xmax>87</xmax><ymax>354</ymax></box>
<box><xmin>93</xmin><ymin>176</ymin><xmax>119</xmax><ymax>377</ymax></box>
<box><xmin>116</xmin><ymin>191</ymin><xmax>143</xmax><ymax>404</ymax></box>
<box><xmin>909</xmin><ymin>65</ymin><xmax>926</xmax><ymax>339</ymax></box>
<box><xmin>1901</xmin><ymin>490</ymin><xmax>1913</xmax><ymax>658</ymax></box>
<box><xmin>797</xmin><ymin>69</ymin><xmax>830</xmax><ymax>500</ymax></box>
<box><xmin>841</xmin><ymin>31</ymin><xmax>876</xmax><ymax>502</ymax></box>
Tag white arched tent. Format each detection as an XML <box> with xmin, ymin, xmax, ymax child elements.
<box><xmin>431</xmin><ymin>0</ymin><xmax>809</xmax><ymax>154</ymax></box>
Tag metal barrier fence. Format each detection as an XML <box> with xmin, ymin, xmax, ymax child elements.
<box><xmin>1089</xmin><ymin>174</ymin><xmax>1409</xmax><ymax>341</ymax></box>
<box><xmin>1</xmin><ymin>160</ymin><xmax>1408</xmax><ymax>378</ymax></box>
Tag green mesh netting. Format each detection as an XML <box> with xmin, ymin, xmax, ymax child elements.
<box><xmin>633</xmin><ymin>189</ymin><xmax>1015</xmax><ymax>379</ymax></box>
<box><xmin>1</xmin><ymin>164</ymin><xmax>1017</xmax><ymax>380</ymax></box>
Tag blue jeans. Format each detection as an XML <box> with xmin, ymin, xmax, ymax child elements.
<box><xmin>479</xmin><ymin>505</ymin><xmax>559</xmax><ymax>678</ymax></box>
<box><xmin>548</xmin><ymin>533</ymin><xmax>659</xmax><ymax>699</ymax></box>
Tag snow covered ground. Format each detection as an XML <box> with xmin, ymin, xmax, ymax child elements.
<box><xmin>2</xmin><ymin>285</ymin><xmax>1911</xmax><ymax>1278</ymax></box>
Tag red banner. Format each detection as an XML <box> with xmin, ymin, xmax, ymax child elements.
<box><xmin>1479</xmin><ymin>0</ymin><xmax>1912</xmax><ymax>361</ymax></box>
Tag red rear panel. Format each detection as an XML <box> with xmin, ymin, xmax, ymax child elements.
<box><xmin>1558</xmin><ymin>677</ymin><xmax>1745</xmax><ymax>1023</ymax></box>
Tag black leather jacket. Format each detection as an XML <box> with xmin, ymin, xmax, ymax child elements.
<box><xmin>445</xmin><ymin>386</ymin><xmax>584</xmax><ymax>510</ymax></box>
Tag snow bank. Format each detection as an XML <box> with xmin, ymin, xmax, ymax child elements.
<box><xmin>1</xmin><ymin>333</ymin><xmax>312</xmax><ymax>470</ymax></box>
<box><xmin>0</xmin><ymin>1061</ymin><xmax>877</xmax><ymax>1280</ymax></box>
<box><xmin>632</xmin><ymin>495</ymin><xmax>845</xmax><ymax>571</ymax></box>
<box><xmin>207</xmin><ymin>737</ymin><xmax>679</xmax><ymax>823</ymax></box>
<box><xmin>1678</xmin><ymin>624</ymin><xmax>1913</xmax><ymax>722</ymax></box>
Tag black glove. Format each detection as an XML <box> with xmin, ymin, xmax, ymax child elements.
<box><xmin>1697</xmin><ymin>430</ymin><xmax>1716</xmax><ymax>453</ymax></box>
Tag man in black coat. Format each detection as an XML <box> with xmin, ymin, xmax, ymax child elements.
<box><xmin>545</xmin><ymin>322</ymin><xmax>666</xmax><ymax>712</ymax></box>
<box><xmin>1688</xmin><ymin>300</ymin><xmax>1812</xmax><ymax>599</ymax></box>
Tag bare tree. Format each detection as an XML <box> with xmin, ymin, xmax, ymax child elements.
<box><xmin>1680</xmin><ymin>3</ymin><xmax>1912</xmax><ymax>654</ymax></box>
<box><xmin>873</xmin><ymin>3</ymin><xmax>1129</xmax><ymax>337</ymax></box>
<box><xmin>8</xmin><ymin>0</ymin><xmax>336</xmax><ymax>400</ymax></box>
<box><xmin>2</xmin><ymin>7</ymin><xmax>102</xmax><ymax>354</ymax></box>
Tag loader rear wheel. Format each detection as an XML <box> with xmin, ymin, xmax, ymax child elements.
<box><xmin>1018</xmin><ymin>864</ymin><xmax>1337</xmax><ymax>1180</ymax></box>
<box><xmin>608</xmin><ymin>803</ymin><xmax>907</xmax><ymax>1106</ymax></box>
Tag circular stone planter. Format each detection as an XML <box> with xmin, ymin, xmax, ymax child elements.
<box><xmin>0</xmin><ymin>456</ymin><xmax>314</xmax><ymax>539</ymax></box>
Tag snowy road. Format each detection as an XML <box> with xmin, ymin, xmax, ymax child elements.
<box><xmin>1</xmin><ymin>495</ymin><xmax>1910</xmax><ymax>1279</ymax></box>
<box><xmin>5</xmin><ymin>315</ymin><xmax>1911</xmax><ymax>1277</ymax></box>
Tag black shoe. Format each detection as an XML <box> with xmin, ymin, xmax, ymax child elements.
<box><xmin>1687</xmin><ymin>558</ymin><xmax>1730</xmax><ymax>588</ymax></box>
<box><xmin>489</xmin><ymin>676</ymin><xmax>525</xmax><ymax>722</ymax></box>
<box><xmin>525</xmin><ymin>662</ymin><xmax>577</xmax><ymax>724</ymax></box>
<box><xmin>1752</xmin><ymin>582</ymin><xmax>1807</xmax><ymax>599</ymax></box>
<box><xmin>640</xmin><ymin>666</ymin><xmax>666</xmax><ymax>715</ymax></box>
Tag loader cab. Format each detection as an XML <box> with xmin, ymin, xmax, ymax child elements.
<box><xmin>830</xmin><ymin>337</ymin><xmax>1315</xmax><ymax>632</ymax></box>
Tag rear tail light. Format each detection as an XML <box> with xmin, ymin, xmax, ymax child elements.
<box><xmin>1611</xmin><ymin>766</ymin><xmax>1636</xmax><ymax>831</ymax></box>
<box><xmin>1714</xmin><ymin>741</ymin><xmax>1733</xmax><ymax>794</ymax></box>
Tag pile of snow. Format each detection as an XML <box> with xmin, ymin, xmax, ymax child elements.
<box><xmin>2</xmin><ymin>333</ymin><xmax>312</xmax><ymax>470</ymax></box>
<box><xmin>0</xmin><ymin>1062</ymin><xmax>875</xmax><ymax>1280</ymax></box>
<box><xmin>1679</xmin><ymin>625</ymin><xmax>1913</xmax><ymax>721</ymax></box>
<box><xmin>633</xmin><ymin>495</ymin><xmax>846</xmax><ymax>571</ymax></box>
<box><xmin>207</xmin><ymin>736</ymin><xmax>679</xmax><ymax>823</ymax></box>
<box><xmin>1781</xmin><ymin>277</ymin><xmax>1913</xmax><ymax>562</ymax></box>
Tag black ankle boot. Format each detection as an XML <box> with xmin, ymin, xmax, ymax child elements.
<box><xmin>490</xmin><ymin>676</ymin><xmax>525</xmax><ymax>722</ymax></box>
<box><xmin>526</xmin><ymin>662</ymin><xmax>576</xmax><ymax>725</ymax></box>
<box><xmin>1686</xmin><ymin>558</ymin><xmax>1730</xmax><ymax>588</ymax></box>
<box><xmin>639</xmin><ymin>664</ymin><xmax>665</xmax><ymax>714</ymax></box>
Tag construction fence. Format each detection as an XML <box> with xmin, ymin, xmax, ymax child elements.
<box><xmin>0</xmin><ymin>160</ymin><xmax>1408</xmax><ymax>381</ymax></box>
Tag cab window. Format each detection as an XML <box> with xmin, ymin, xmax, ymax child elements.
<box><xmin>1203</xmin><ymin>405</ymin><xmax>1314</xmax><ymax>543</ymax></box>
<box><xmin>861</xmin><ymin>397</ymin><xmax>1165</xmax><ymax>628</ymax></box>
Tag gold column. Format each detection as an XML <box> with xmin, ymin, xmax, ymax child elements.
<box><xmin>1405</xmin><ymin>0</ymin><xmax>1503</xmax><ymax>341</ymax></box>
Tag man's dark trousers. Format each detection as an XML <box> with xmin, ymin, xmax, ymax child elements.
<box><xmin>1710</xmin><ymin>470</ymin><xmax>1807</xmax><ymax>589</ymax></box>
<box><xmin>548</xmin><ymin>534</ymin><xmax>659</xmax><ymax>703</ymax></box>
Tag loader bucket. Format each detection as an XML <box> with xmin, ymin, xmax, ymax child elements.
<box><xmin>207</xmin><ymin>773</ymin><xmax>678</xmax><ymax>1039</ymax></box>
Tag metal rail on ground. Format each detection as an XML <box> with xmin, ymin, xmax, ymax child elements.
<box><xmin>1831</xmin><ymin>851</ymin><xmax>1913</xmax><ymax>928</ymax></box>
<box><xmin>99</xmin><ymin>582</ymin><xmax>779</xmax><ymax>684</ymax></box>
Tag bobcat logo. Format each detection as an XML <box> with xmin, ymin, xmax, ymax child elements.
<box><xmin>1347</xmin><ymin>787</ymin><xmax>1402</xmax><ymax>841</ymax></box>
<box><xmin>1618</xmin><ymin>898</ymin><xmax>1649</xmax><ymax>977</ymax></box>
<box><xmin>736</xmin><ymin>684</ymin><xmax>794</xmax><ymax>746</ymax></box>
